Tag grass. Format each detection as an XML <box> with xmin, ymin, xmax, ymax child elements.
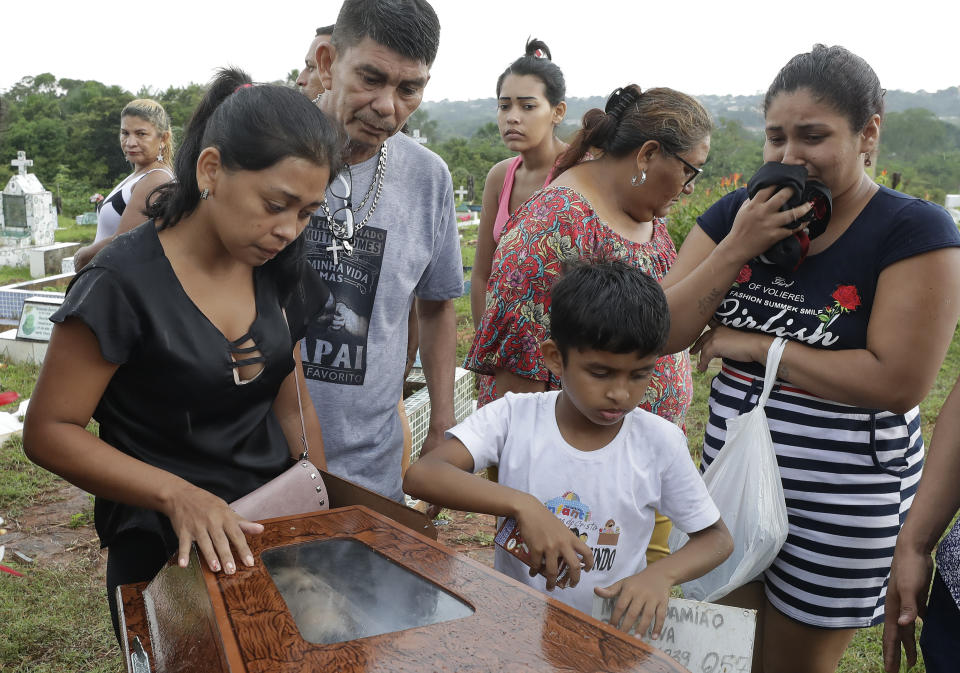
<box><xmin>1</xmin><ymin>359</ymin><xmax>116</xmax><ymax>672</ymax></box>
<box><xmin>54</xmin><ymin>215</ymin><xmax>96</xmax><ymax>245</ymax></box>
<box><xmin>0</xmin><ymin>552</ymin><xmax>121</xmax><ymax>673</ymax></box>
<box><xmin>0</xmin><ymin>265</ymin><xmax>30</xmax><ymax>287</ymax></box>
<box><xmin>0</xmin><ymin>434</ymin><xmax>61</xmax><ymax>519</ymax></box>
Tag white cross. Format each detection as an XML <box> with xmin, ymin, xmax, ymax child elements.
<box><xmin>411</xmin><ymin>129</ymin><xmax>428</xmax><ymax>145</ymax></box>
<box><xmin>455</xmin><ymin>185</ymin><xmax>468</xmax><ymax>201</ymax></box>
<box><xmin>326</xmin><ymin>238</ymin><xmax>352</xmax><ymax>265</ymax></box>
<box><xmin>11</xmin><ymin>151</ymin><xmax>33</xmax><ymax>176</ymax></box>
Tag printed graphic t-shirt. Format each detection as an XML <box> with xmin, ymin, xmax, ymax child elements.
<box><xmin>449</xmin><ymin>391</ymin><xmax>720</xmax><ymax>616</ymax></box>
<box><xmin>301</xmin><ymin>132</ymin><xmax>463</xmax><ymax>501</ymax></box>
<box><xmin>697</xmin><ymin>185</ymin><xmax>960</xmax><ymax>377</ymax></box>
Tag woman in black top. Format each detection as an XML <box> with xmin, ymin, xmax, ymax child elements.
<box><xmin>23</xmin><ymin>68</ymin><xmax>341</xmax><ymax>640</ymax></box>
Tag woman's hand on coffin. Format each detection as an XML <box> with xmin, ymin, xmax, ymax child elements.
<box><xmin>516</xmin><ymin>497</ymin><xmax>594</xmax><ymax>590</ymax></box>
<box><xmin>164</xmin><ymin>484</ymin><xmax>264</xmax><ymax>574</ymax></box>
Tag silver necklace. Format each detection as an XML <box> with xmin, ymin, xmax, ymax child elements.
<box><xmin>320</xmin><ymin>143</ymin><xmax>388</xmax><ymax>261</ymax></box>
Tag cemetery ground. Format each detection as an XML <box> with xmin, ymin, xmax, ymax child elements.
<box><xmin>0</xmin><ymin>222</ymin><xmax>955</xmax><ymax>671</ymax></box>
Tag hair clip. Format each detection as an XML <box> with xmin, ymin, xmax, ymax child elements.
<box><xmin>234</xmin><ymin>83</ymin><xmax>254</xmax><ymax>93</ymax></box>
<box><xmin>604</xmin><ymin>86</ymin><xmax>641</xmax><ymax>120</ymax></box>
<box><xmin>534</xmin><ymin>48</ymin><xmax>545</xmax><ymax>59</ymax></box>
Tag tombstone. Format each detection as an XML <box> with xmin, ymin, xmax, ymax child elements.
<box><xmin>454</xmin><ymin>184</ymin><xmax>468</xmax><ymax>202</ymax></box>
<box><xmin>411</xmin><ymin>128</ymin><xmax>429</xmax><ymax>145</ymax></box>
<box><xmin>946</xmin><ymin>194</ymin><xmax>960</xmax><ymax>225</ymax></box>
<box><xmin>118</xmin><ymin>505</ymin><xmax>690</xmax><ymax>673</ymax></box>
<box><xmin>0</xmin><ymin>151</ymin><xmax>64</xmax><ymax>271</ymax></box>
<box><xmin>467</xmin><ymin>174</ymin><xmax>475</xmax><ymax>202</ymax></box>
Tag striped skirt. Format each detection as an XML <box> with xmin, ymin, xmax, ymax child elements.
<box><xmin>703</xmin><ymin>363</ymin><xmax>924</xmax><ymax>628</ymax></box>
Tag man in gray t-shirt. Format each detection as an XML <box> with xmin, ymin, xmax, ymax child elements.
<box><xmin>301</xmin><ymin>0</ymin><xmax>462</xmax><ymax>501</ymax></box>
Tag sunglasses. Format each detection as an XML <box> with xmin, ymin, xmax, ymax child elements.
<box><xmin>665</xmin><ymin>150</ymin><xmax>703</xmax><ymax>188</ymax></box>
<box><xmin>326</xmin><ymin>173</ymin><xmax>355</xmax><ymax>238</ymax></box>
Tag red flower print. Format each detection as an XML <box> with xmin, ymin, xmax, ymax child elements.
<box><xmin>831</xmin><ymin>285</ymin><xmax>861</xmax><ymax>311</ymax></box>
<box><xmin>812</xmin><ymin>194</ymin><xmax>828</xmax><ymax>220</ymax></box>
<box><xmin>818</xmin><ymin>284</ymin><xmax>862</xmax><ymax>324</ymax></box>
<box><xmin>736</xmin><ymin>265</ymin><xmax>752</xmax><ymax>284</ymax></box>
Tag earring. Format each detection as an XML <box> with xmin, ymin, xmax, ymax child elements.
<box><xmin>631</xmin><ymin>170</ymin><xmax>647</xmax><ymax>187</ymax></box>
<box><xmin>157</xmin><ymin>145</ymin><xmax>164</xmax><ymax>163</ymax></box>
<box><xmin>864</xmin><ymin>152</ymin><xmax>872</xmax><ymax>167</ymax></box>
<box><xmin>200</xmin><ymin>188</ymin><xmax>209</xmax><ymax>200</ymax></box>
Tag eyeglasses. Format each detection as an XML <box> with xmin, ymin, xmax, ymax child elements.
<box><xmin>325</xmin><ymin>173</ymin><xmax>354</xmax><ymax>239</ymax></box>
<box><xmin>666</xmin><ymin>150</ymin><xmax>703</xmax><ymax>188</ymax></box>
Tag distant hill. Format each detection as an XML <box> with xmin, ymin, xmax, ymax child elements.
<box><xmin>421</xmin><ymin>87</ymin><xmax>960</xmax><ymax>140</ymax></box>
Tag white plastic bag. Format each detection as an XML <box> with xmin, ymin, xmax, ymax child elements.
<box><xmin>669</xmin><ymin>337</ymin><xmax>790</xmax><ymax>602</ymax></box>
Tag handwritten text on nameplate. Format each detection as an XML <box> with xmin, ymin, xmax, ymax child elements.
<box><xmin>593</xmin><ymin>596</ymin><xmax>756</xmax><ymax>673</ymax></box>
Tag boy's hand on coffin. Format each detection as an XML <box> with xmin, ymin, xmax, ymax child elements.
<box><xmin>165</xmin><ymin>484</ymin><xmax>264</xmax><ymax>574</ymax></box>
<box><xmin>516</xmin><ymin>498</ymin><xmax>593</xmax><ymax>590</ymax></box>
<box><xmin>594</xmin><ymin>566</ymin><xmax>671</xmax><ymax>639</ymax></box>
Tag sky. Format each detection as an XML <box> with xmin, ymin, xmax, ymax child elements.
<box><xmin>2</xmin><ymin>0</ymin><xmax>958</xmax><ymax>102</ymax></box>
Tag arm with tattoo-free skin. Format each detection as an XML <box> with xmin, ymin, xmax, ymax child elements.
<box><xmin>22</xmin><ymin>319</ymin><xmax>263</xmax><ymax>575</ymax></box>
<box><xmin>403</xmin><ymin>437</ymin><xmax>594</xmax><ymax>590</ymax></box>
<box><xmin>691</xmin><ymin>246</ymin><xmax>960</xmax><ymax>413</ymax></box>
<box><xmin>882</xmin><ymin>375</ymin><xmax>960</xmax><ymax>672</ymax></box>
<box><xmin>595</xmin><ymin>519</ymin><xmax>732</xmax><ymax>639</ymax></box>
<box><xmin>75</xmin><ymin>171</ymin><xmax>170</xmax><ymax>271</ymax></box>
<box><xmin>416</xmin><ymin>298</ymin><xmax>458</xmax><ymax>456</ymax></box>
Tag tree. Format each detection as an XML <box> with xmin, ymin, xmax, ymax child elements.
<box><xmin>881</xmin><ymin>108</ymin><xmax>960</xmax><ymax>162</ymax></box>
<box><xmin>701</xmin><ymin>118</ymin><xmax>764</xmax><ymax>181</ymax></box>
<box><xmin>406</xmin><ymin>108</ymin><xmax>440</xmax><ymax>144</ymax></box>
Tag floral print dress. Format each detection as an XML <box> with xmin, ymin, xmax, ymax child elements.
<box><xmin>465</xmin><ymin>186</ymin><xmax>693</xmax><ymax>428</ymax></box>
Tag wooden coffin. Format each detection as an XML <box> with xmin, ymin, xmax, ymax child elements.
<box><xmin>118</xmin><ymin>506</ymin><xmax>691</xmax><ymax>673</ymax></box>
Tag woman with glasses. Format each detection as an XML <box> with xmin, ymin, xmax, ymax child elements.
<box><xmin>661</xmin><ymin>45</ymin><xmax>960</xmax><ymax>673</ymax></box>
<box><xmin>467</xmin><ymin>84</ymin><xmax>708</xmax><ymax>421</ymax></box>
<box><xmin>23</xmin><ymin>68</ymin><xmax>340</xmax><ymax>644</ymax></box>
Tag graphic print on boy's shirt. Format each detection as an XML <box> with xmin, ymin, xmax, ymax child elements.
<box><xmin>302</xmin><ymin>221</ymin><xmax>386</xmax><ymax>386</ymax></box>
<box><xmin>545</xmin><ymin>491</ymin><xmax>622</xmax><ymax>573</ymax></box>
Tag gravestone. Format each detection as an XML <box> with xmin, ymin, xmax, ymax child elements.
<box><xmin>946</xmin><ymin>194</ymin><xmax>960</xmax><ymax>224</ymax></box>
<box><xmin>0</xmin><ymin>151</ymin><xmax>59</xmax><ymax>269</ymax></box>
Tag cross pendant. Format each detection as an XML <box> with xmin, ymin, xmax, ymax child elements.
<box><xmin>326</xmin><ymin>238</ymin><xmax>353</xmax><ymax>265</ymax></box>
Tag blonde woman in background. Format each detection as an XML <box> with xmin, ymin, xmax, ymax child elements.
<box><xmin>74</xmin><ymin>98</ymin><xmax>174</xmax><ymax>270</ymax></box>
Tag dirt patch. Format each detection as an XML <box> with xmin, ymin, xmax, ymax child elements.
<box><xmin>1</xmin><ymin>483</ymin><xmax>105</xmax><ymax>572</ymax></box>
<box><xmin>433</xmin><ymin>509</ymin><xmax>498</xmax><ymax>567</ymax></box>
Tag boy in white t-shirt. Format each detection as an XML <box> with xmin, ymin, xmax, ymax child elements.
<box><xmin>404</xmin><ymin>260</ymin><xmax>732</xmax><ymax>638</ymax></box>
